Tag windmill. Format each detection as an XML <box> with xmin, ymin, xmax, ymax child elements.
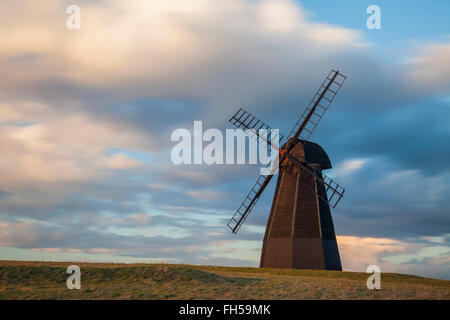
<box><xmin>227</xmin><ymin>69</ymin><xmax>347</xmax><ymax>270</ymax></box>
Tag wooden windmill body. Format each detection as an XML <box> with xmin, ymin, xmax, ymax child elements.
<box><xmin>260</xmin><ymin>140</ymin><xmax>342</xmax><ymax>270</ymax></box>
<box><xmin>227</xmin><ymin>69</ymin><xmax>347</xmax><ymax>271</ymax></box>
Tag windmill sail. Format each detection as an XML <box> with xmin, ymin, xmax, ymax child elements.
<box><xmin>287</xmin><ymin>70</ymin><xmax>346</xmax><ymax>149</ymax></box>
<box><xmin>317</xmin><ymin>172</ymin><xmax>345</xmax><ymax>208</ymax></box>
<box><xmin>230</xmin><ymin>108</ymin><xmax>284</xmax><ymax>152</ymax></box>
<box><xmin>227</xmin><ymin>174</ymin><xmax>274</xmax><ymax>233</ymax></box>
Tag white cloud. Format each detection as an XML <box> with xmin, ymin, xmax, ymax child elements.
<box><xmin>338</xmin><ymin>235</ymin><xmax>408</xmax><ymax>271</ymax></box>
<box><xmin>337</xmin><ymin>235</ymin><xmax>450</xmax><ymax>279</ymax></box>
<box><xmin>333</xmin><ymin>158</ymin><xmax>368</xmax><ymax>177</ymax></box>
<box><xmin>106</xmin><ymin>153</ymin><xmax>144</xmax><ymax>170</ymax></box>
<box><xmin>408</xmin><ymin>42</ymin><xmax>450</xmax><ymax>92</ymax></box>
<box><xmin>0</xmin><ymin>0</ymin><xmax>365</xmax><ymax>103</ymax></box>
<box><xmin>0</xmin><ymin>102</ymin><xmax>152</xmax><ymax>194</ymax></box>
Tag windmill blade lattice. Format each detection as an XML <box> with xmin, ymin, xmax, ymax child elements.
<box><xmin>227</xmin><ymin>174</ymin><xmax>274</xmax><ymax>233</ymax></box>
<box><xmin>230</xmin><ymin>108</ymin><xmax>284</xmax><ymax>152</ymax></box>
<box><xmin>287</xmin><ymin>70</ymin><xmax>347</xmax><ymax>147</ymax></box>
<box><xmin>317</xmin><ymin>172</ymin><xmax>345</xmax><ymax>208</ymax></box>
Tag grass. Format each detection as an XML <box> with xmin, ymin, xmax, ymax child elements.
<box><xmin>0</xmin><ymin>260</ymin><xmax>448</xmax><ymax>300</ymax></box>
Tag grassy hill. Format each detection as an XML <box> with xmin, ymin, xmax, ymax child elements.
<box><xmin>0</xmin><ymin>260</ymin><xmax>448</xmax><ymax>299</ymax></box>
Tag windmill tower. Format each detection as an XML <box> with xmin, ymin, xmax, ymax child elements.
<box><xmin>227</xmin><ymin>69</ymin><xmax>347</xmax><ymax>270</ymax></box>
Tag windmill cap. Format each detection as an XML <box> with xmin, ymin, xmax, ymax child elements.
<box><xmin>297</xmin><ymin>139</ymin><xmax>332</xmax><ymax>170</ymax></box>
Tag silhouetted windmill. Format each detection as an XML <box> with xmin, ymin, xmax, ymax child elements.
<box><xmin>227</xmin><ymin>69</ymin><xmax>347</xmax><ymax>270</ymax></box>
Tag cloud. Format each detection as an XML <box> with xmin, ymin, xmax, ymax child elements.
<box><xmin>0</xmin><ymin>101</ymin><xmax>154</xmax><ymax>199</ymax></box>
<box><xmin>0</xmin><ymin>216</ymin><xmax>260</xmax><ymax>266</ymax></box>
<box><xmin>1</xmin><ymin>218</ymin><xmax>448</xmax><ymax>279</ymax></box>
<box><xmin>407</xmin><ymin>42</ymin><xmax>450</xmax><ymax>93</ymax></box>
<box><xmin>338</xmin><ymin>236</ymin><xmax>408</xmax><ymax>271</ymax></box>
<box><xmin>332</xmin><ymin>158</ymin><xmax>368</xmax><ymax>177</ymax></box>
<box><xmin>321</xmin><ymin>100</ymin><xmax>450</xmax><ymax>175</ymax></box>
<box><xmin>0</xmin><ymin>0</ymin><xmax>365</xmax><ymax>106</ymax></box>
<box><xmin>129</xmin><ymin>214</ymin><xmax>153</xmax><ymax>226</ymax></box>
<box><xmin>105</xmin><ymin>153</ymin><xmax>144</xmax><ymax>170</ymax></box>
<box><xmin>186</xmin><ymin>190</ymin><xmax>223</xmax><ymax>200</ymax></box>
<box><xmin>337</xmin><ymin>235</ymin><xmax>450</xmax><ymax>279</ymax></box>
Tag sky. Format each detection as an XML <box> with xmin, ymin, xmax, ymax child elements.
<box><xmin>0</xmin><ymin>0</ymin><xmax>449</xmax><ymax>280</ymax></box>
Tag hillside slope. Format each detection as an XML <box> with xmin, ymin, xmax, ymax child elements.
<box><xmin>0</xmin><ymin>260</ymin><xmax>448</xmax><ymax>299</ymax></box>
